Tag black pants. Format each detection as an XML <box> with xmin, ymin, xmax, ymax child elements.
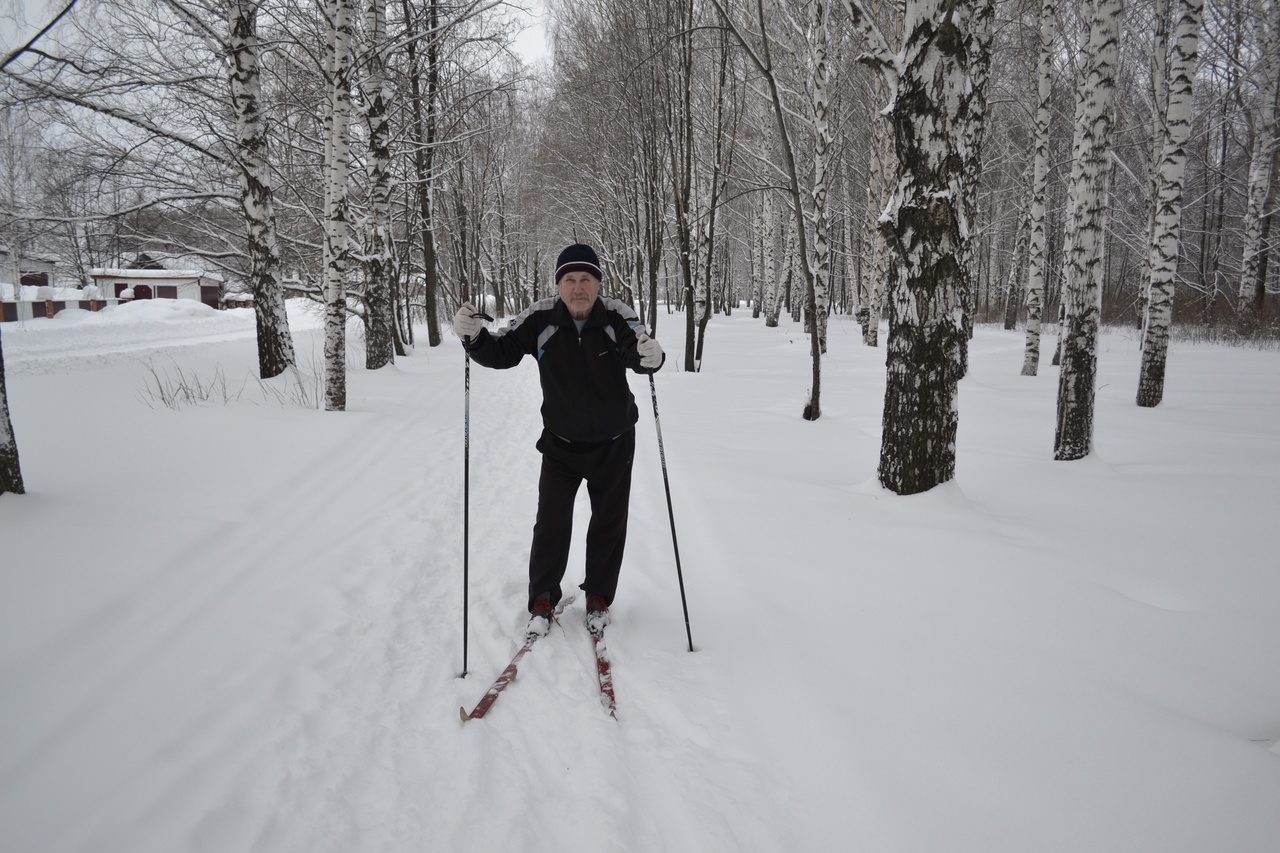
<box><xmin>527</xmin><ymin>428</ymin><xmax>635</xmax><ymax>612</ymax></box>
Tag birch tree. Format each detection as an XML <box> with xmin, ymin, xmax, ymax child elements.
<box><xmin>710</xmin><ymin>0</ymin><xmax>824</xmax><ymax>420</ymax></box>
<box><xmin>0</xmin><ymin>105</ymin><xmax>36</xmax><ymax>294</ymax></box>
<box><xmin>7</xmin><ymin>0</ymin><xmax>298</xmax><ymax>379</ymax></box>
<box><xmin>955</xmin><ymin>0</ymin><xmax>995</xmax><ymax>371</ymax></box>
<box><xmin>751</xmin><ymin>199</ymin><xmax>765</xmax><ymax>318</ymax></box>
<box><xmin>860</xmin><ymin>72</ymin><xmax>893</xmax><ymax>347</ymax></box>
<box><xmin>0</xmin><ymin>327</ymin><xmax>22</xmax><ymax>495</ymax></box>
<box><xmin>1022</xmin><ymin>0</ymin><xmax>1055</xmax><ymax>376</ymax></box>
<box><xmin>637</xmin><ymin>53</ymin><xmax>668</xmax><ymax>335</ymax></box>
<box><xmin>1055</xmin><ymin>0</ymin><xmax>1124</xmax><ymax>460</ymax></box>
<box><xmin>810</xmin><ymin>0</ymin><xmax>834</xmax><ymax>354</ymax></box>
<box><xmin>400</xmin><ymin>0</ymin><xmax>443</xmax><ymax>347</ymax></box>
<box><xmin>1236</xmin><ymin>0</ymin><xmax>1280</xmax><ymax>326</ymax></box>
<box><xmin>782</xmin><ymin>216</ymin><xmax>800</xmax><ymax>324</ymax></box>
<box><xmin>1136</xmin><ymin>0</ymin><xmax>1172</xmax><ymax>329</ymax></box>
<box><xmin>761</xmin><ymin>176</ymin><xmax>784</xmax><ymax>326</ymax></box>
<box><xmin>223</xmin><ymin>0</ymin><xmax>297</xmax><ymax>380</ymax></box>
<box><xmin>564</xmin><ymin>0</ymin><xmax>671</xmax><ymax>336</ymax></box>
<box><xmin>1137</xmin><ymin>0</ymin><xmax>1204</xmax><ymax>407</ymax></box>
<box><xmin>844</xmin><ymin>0</ymin><xmax>981</xmax><ymax>494</ymax></box>
<box><xmin>693</xmin><ymin>29</ymin><xmax>739</xmax><ymax>371</ymax></box>
<box><xmin>664</xmin><ymin>0</ymin><xmax>698</xmax><ymax>371</ymax></box>
<box><xmin>360</xmin><ymin>0</ymin><xmax>395</xmax><ymax>369</ymax></box>
<box><xmin>323</xmin><ymin>0</ymin><xmax>354</xmax><ymax>411</ymax></box>
<box><xmin>1002</xmin><ymin>179</ymin><xmax>1031</xmax><ymax>331</ymax></box>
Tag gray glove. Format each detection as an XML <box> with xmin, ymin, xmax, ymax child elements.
<box><xmin>637</xmin><ymin>333</ymin><xmax>663</xmax><ymax>369</ymax></box>
<box><xmin>452</xmin><ymin>302</ymin><xmax>485</xmax><ymax>342</ymax></box>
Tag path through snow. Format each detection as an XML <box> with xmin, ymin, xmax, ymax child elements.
<box><xmin>2</xmin><ymin>306</ymin><xmax>791</xmax><ymax>853</ymax></box>
<box><xmin>4</xmin><ymin>303</ymin><xmax>1279</xmax><ymax>852</ymax></box>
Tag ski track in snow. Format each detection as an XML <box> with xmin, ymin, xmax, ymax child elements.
<box><xmin>250</xmin><ymin>355</ymin><xmax>790</xmax><ymax>853</ymax></box>
<box><xmin>5</xmin><ymin>307</ymin><xmax>1279</xmax><ymax>853</ymax></box>
<box><xmin>1</xmin><ymin>316</ymin><xmax>789</xmax><ymax>853</ymax></box>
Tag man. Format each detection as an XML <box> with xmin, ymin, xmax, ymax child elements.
<box><xmin>453</xmin><ymin>243</ymin><xmax>665</xmax><ymax>639</ymax></box>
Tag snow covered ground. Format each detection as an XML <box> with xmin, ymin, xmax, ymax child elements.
<box><xmin>2</xmin><ymin>299</ymin><xmax>1278</xmax><ymax>853</ymax></box>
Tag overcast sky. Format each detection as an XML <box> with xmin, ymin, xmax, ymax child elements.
<box><xmin>511</xmin><ymin>0</ymin><xmax>550</xmax><ymax>66</ymax></box>
<box><xmin>1</xmin><ymin>0</ymin><xmax>56</xmax><ymax>59</ymax></box>
<box><xmin>3</xmin><ymin>1</ymin><xmax>549</xmax><ymax>68</ymax></box>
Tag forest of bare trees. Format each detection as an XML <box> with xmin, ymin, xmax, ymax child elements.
<box><xmin>2</xmin><ymin>0</ymin><xmax>1278</xmax><ymax>493</ymax></box>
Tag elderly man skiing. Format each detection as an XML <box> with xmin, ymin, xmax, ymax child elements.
<box><xmin>452</xmin><ymin>243</ymin><xmax>665</xmax><ymax>639</ymax></box>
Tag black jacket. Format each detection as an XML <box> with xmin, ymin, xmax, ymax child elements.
<box><xmin>467</xmin><ymin>296</ymin><xmax>664</xmax><ymax>443</ymax></box>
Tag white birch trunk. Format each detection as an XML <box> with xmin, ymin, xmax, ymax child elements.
<box><xmin>843</xmin><ymin>170</ymin><xmax>857</xmax><ymax>322</ymax></box>
<box><xmin>229</xmin><ymin>0</ymin><xmax>296</xmax><ymax>380</ymax></box>
<box><xmin>1003</xmin><ymin>184</ymin><xmax>1032</xmax><ymax>331</ymax></box>
<box><xmin>323</xmin><ymin>0</ymin><xmax>354</xmax><ymax>412</ymax></box>
<box><xmin>956</xmin><ymin>0</ymin><xmax>995</xmax><ymax>370</ymax></box>
<box><xmin>362</xmin><ymin>0</ymin><xmax>395</xmax><ymax>370</ymax></box>
<box><xmin>844</xmin><ymin>0</ymin><xmax>976</xmax><ymax>494</ymax></box>
<box><xmin>0</xmin><ymin>326</ymin><xmax>23</xmax><ymax>495</ymax></box>
<box><xmin>1137</xmin><ymin>0</ymin><xmax>1204</xmax><ymax>407</ymax></box>
<box><xmin>1022</xmin><ymin>0</ymin><xmax>1055</xmax><ymax>376</ymax></box>
<box><xmin>1138</xmin><ymin>0</ymin><xmax>1172</xmax><ymax>331</ymax></box>
<box><xmin>747</xmin><ymin>206</ymin><xmax>757</xmax><ymax>318</ymax></box>
<box><xmin>0</xmin><ymin>116</ymin><xmax>24</xmax><ymax>492</ymax></box>
<box><xmin>1237</xmin><ymin>0</ymin><xmax>1280</xmax><ymax>322</ymax></box>
<box><xmin>809</xmin><ymin>0</ymin><xmax>832</xmax><ymax>354</ymax></box>
<box><xmin>1055</xmin><ymin>0</ymin><xmax>1124</xmax><ymax>460</ymax></box>
<box><xmin>860</xmin><ymin>49</ymin><xmax>894</xmax><ymax>347</ymax></box>
<box><xmin>763</xmin><ymin>188</ymin><xmax>784</xmax><ymax>327</ymax></box>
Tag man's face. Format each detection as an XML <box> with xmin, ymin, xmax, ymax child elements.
<box><xmin>558</xmin><ymin>270</ymin><xmax>600</xmax><ymax>320</ymax></box>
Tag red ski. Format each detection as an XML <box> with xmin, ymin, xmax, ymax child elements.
<box><xmin>460</xmin><ymin>594</ymin><xmax>576</xmax><ymax>722</ymax></box>
<box><xmin>592</xmin><ymin>633</ymin><xmax>617</xmax><ymax>718</ymax></box>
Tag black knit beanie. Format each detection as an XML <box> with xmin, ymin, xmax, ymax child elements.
<box><xmin>554</xmin><ymin>243</ymin><xmax>603</xmax><ymax>284</ymax></box>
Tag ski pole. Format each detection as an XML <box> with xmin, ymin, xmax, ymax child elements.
<box><xmin>461</xmin><ymin>310</ymin><xmax>493</xmax><ymax>678</ymax></box>
<box><xmin>462</xmin><ymin>343</ymin><xmax>472</xmax><ymax>678</ymax></box>
<box><xmin>648</xmin><ymin>374</ymin><xmax>694</xmax><ymax>652</ymax></box>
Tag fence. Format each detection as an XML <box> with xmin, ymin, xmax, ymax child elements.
<box><xmin>0</xmin><ymin>299</ymin><xmax>123</xmax><ymax>323</ymax></box>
